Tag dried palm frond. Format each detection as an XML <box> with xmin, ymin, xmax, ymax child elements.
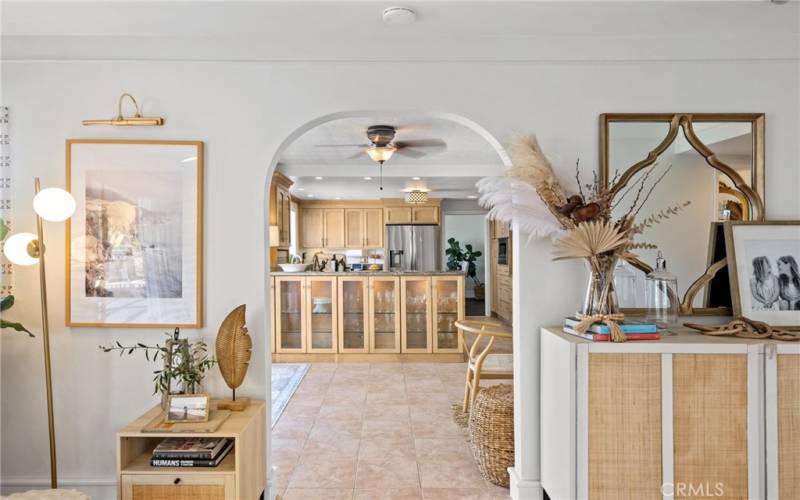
<box><xmin>506</xmin><ymin>135</ymin><xmax>574</xmax><ymax>229</ymax></box>
<box><xmin>215</xmin><ymin>304</ymin><xmax>252</xmax><ymax>392</ymax></box>
<box><xmin>477</xmin><ymin>176</ymin><xmax>566</xmax><ymax>239</ymax></box>
<box><xmin>553</xmin><ymin>220</ymin><xmax>629</xmax><ymax>260</ymax></box>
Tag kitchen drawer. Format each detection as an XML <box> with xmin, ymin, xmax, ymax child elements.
<box><xmin>121</xmin><ymin>473</ymin><xmax>236</xmax><ymax>500</ymax></box>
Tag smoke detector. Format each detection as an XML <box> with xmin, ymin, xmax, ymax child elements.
<box><xmin>382</xmin><ymin>7</ymin><xmax>417</xmax><ymax>25</ymax></box>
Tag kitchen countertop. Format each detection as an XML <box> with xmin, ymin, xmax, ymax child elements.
<box><xmin>270</xmin><ymin>270</ymin><xmax>467</xmax><ymax>276</ymax></box>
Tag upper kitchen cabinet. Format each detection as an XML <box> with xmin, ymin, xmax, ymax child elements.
<box><xmin>301</xmin><ymin>207</ymin><xmax>345</xmax><ymax>248</ymax></box>
<box><xmin>384</xmin><ymin>206</ymin><xmax>412</xmax><ymax>224</ymax></box>
<box><xmin>384</xmin><ymin>200</ymin><xmax>441</xmax><ymax>225</ymax></box>
<box><xmin>323</xmin><ymin>209</ymin><xmax>345</xmax><ymax>248</ymax></box>
<box><xmin>345</xmin><ymin>208</ymin><xmax>384</xmax><ymax>249</ymax></box>
<box><xmin>412</xmin><ymin>206</ymin><xmax>439</xmax><ymax>224</ymax></box>
<box><xmin>269</xmin><ymin>172</ymin><xmax>293</xmax><ymax>248</ymax></box>
<box><xmin>301</xmin><ymin>207</ymin><xmax>325</xmax><ymax>248</ymax></box>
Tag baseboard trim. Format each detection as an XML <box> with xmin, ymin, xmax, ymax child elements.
<box><xmin>508</xmin><ymin>467</ymin><xmax>543</xmax><ymax>500</ymax></box>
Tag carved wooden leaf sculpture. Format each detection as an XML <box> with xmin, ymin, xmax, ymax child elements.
<box><xmin>215</xmin><ymin>304</ymin><xmax>252</xmax><ymax>390</ymax></box>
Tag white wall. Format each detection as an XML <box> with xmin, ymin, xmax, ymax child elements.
<box><xmin>2</xmin><ymin>55</ymin><xmax>798</xmax><ymax>498</ymax></box>
<box><xmin>443</xmin><ymin>213</ymin><xmax>487</xmax><ymax>297</ymax></box>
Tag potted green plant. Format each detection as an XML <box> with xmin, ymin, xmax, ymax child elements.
<box><xmin>99</xmin><ymin>328</ymin><xmax>216</xmax><ymax>408</ymax></box>
<box><xmin>445</xmin><ymin>237</ymin><xmax>484</xmax><ymax>299</ymax></box>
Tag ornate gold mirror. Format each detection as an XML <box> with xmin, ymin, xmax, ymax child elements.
<box><xmin>600</xmin><ymin>113</ymin><xmax>765</xmax><ymax>315</ymax></box>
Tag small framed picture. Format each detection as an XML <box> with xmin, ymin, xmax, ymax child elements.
<box><xmin>724</xmin><ymin>221</ymin><xmax>800</xmax><ymax>328</ymax></box>
<box><xmin>165</xmin><ymin>394</ymin><xmax>210</xmax><ymax>423</ymax></box>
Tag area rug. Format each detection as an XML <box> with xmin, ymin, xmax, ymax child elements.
<box><xmin>271</xmin><ymin>363</ymin><xmax>309</xmax><ymax>427</ymax></box>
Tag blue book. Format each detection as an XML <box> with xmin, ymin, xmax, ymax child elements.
<box><xmin>564</xmin><ymin>316</ymin><xmax>658</xmax><ymax>334</ymax></box>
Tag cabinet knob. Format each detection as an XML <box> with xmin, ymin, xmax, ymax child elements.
<box><xmin>173</xmin><ymin>478</ymin><xmax>181</xmax><ymax>485</ymax></box>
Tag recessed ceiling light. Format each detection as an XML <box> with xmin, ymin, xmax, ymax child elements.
<box><xmin>468</xmin><ymin>195</ymin><xmax>477</xmax><ymax>199</ymax></box>
<box><xmin>314</xmin><ymin>176</ymin><xmax>323</xmax><ymax>180</ymax></box>
<box><xmin>307</xmin><ymin>194</ymin><xmax>315</xmax><ymax>198</ymax></box>
<box><xmin>411</xmin><ymin>176</ymin><xmax>421</xmax><ymax>180</ymax></box>
<box><xmin>382</xmin><ymin>6</ymin><xmax>417</xmax><ymax>25</ymax></box>
<box><xmin>297</xmin><ymin>188</ymin><xmax>305</xmax><ymax>191</ymax></box>
<box><xmin>363</xmin><ymin>176</ymin><xmax>372</xmax><ymax>180</ymax></box>
<box><xmin>335</xmin><ymin>197</ymin><xmax>342</xmax><ymax>200</ymax></box>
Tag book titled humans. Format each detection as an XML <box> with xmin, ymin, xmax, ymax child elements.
<box><xmin>152</xmin><ymin>437</ymin><xmax>229</xmax><ymax>460</ymax></box>
<box><xmin>151</xmin><ymin>441</ymin><xmax>233</xmax><ymax>467</ymax></box>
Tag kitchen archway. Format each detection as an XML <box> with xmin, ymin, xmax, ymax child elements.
<box><xmin>263</xmin><ymin>110</ymin><xmax>516</xmax><ymax>497</ymax></box>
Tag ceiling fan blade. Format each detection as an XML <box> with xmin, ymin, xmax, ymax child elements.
<box><xmin>346</xmin><ymin>151</ymin><xmax>366</xmax><ymax>159</ymax></box>
<box><xmin>394</xmin><ymin>148</ymin><xmax>427</xmax><ymax>159</ymax></box>
<box><xmin>315</xmin><ymin>143</ymin><xmax>371</xmax><ymax>148</ymax></box>
<box><xmin>394</xmin><ymin>139</ymin><xmax>447</xmax><ymax>150</ymax></box>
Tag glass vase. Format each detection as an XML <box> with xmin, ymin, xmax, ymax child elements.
<box><xmin>579</xmin><ymin>255</ymin><xmax>620</xmax><ymax>316</ymax></box>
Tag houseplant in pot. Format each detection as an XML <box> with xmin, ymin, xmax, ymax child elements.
<box><xmin>446</xmin><ymin>237</ymin><xmax>484</xmax><ymax>299</ymax></box>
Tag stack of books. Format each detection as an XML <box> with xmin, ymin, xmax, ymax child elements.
<box><xmin>150</xmin><ymin>437</ymin><xmax>233</xmax><ymax>468</ymax></box>
<box><xmin>563</xmin><ymin>316</ymin><xmax>660</xmax><ymax>341</ymax></box>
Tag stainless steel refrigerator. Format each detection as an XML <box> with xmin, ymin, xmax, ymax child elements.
<box><xmin>385</xmin><ymin>225</ymin><xmax>441</xmax><ymax>271</ymax></box>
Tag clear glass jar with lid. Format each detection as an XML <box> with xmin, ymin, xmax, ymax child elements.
<box><xmin>645</xmin><ymin>251</ymin><xmax>679</xmax><ymax>328</ymax></box>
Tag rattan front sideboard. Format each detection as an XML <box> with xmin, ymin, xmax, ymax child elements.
<box><xmin>540</xmin><ymin>327</ymin><xmax>799</xmax><ymax>500</ymax></box>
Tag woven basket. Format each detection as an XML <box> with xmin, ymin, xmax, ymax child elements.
<box><xmin>468</xmin><ymin>383</ymin><xmax>514</xmax><ymax>487</ymax></box>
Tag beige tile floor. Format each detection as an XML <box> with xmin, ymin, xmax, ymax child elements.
<box><xmin>273</xmin><ymin>362</ymin><xmax>511</xmax><ymax>500</ymax></box>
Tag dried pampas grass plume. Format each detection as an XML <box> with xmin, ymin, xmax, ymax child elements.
<box><xmin>506</xmin><ymin>135</ymin><xmax>574</xmax><ymax>229</ymax></box>
<box><xmin>553</xmin><ymin>220</ymin><xmax>628</xmax><ymax>260</ymax></box>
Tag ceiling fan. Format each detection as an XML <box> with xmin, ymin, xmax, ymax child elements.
<box><xmin>316</xmin><ymin>125</ymin><xmax>447</xmax><ymax>190</ymax></box>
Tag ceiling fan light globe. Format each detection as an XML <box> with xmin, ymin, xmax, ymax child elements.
<box><xmin>366</xmin><ymin>145</ymin><xmax>396</xmax><ymax>163</ymax></box>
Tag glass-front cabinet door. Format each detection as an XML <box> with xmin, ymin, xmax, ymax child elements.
<box><xmin>432</xmin><ymin>276</ymin><xmax>464</xmax><ymax>353</ymax></box>
<box><xmin>401</xmin><ymin>276</ymin><xmax>432</xmax><ymax>353</ymax></box>
<box><xmin>275</xmin><ymin>276</ymin><xmax>305</xmax><ymax>353</ymax></box>
<box><xmin>338</xmin><ymin>276</ymin><xmax>369</xmax><ymax>353</ymax></box>
<box><xmin>369</xmin><ymin>277</ymin><xmax>401</xmax><ymax>353</ymax></box>
<box><xmin>306</xmin><ymin>277</ymin><xmax>337</xmax><ymax>353</ymax></box>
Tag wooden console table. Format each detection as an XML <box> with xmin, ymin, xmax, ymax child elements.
<box><xmin>116</xmin><ymin>400</ymin><xmax>266</xmax><ymax>500</ymax></box>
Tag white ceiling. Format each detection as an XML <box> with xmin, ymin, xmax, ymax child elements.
<box><xmin>278</xmin><ymin>112</ymin><xmax>503</xmax><ymax>200</ymax></box>
<box><xmin>3</xmin><ymin>1</ymin><xmax>797</xmax><ymax>61</ymax></box>
<box><xmin>289</xmin><ymin>176</ymin><xmax>482</xmax><ymax>201</ymax></box>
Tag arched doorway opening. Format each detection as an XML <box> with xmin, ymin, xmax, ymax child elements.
<box><xmin>263</xmin><ymin>110</ymin><xmax>515</xmax><ymax>498</ymax></box>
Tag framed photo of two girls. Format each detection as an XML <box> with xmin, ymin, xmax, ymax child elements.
<box><xmin>725</xmin><ymin>221</ymin><xmax>800</xmax><ymax>329</ymax></box>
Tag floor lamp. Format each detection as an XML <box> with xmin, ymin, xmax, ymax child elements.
<box><xmin>3</xmin><ymin>177</ymin><xmax>76</xmax><ymax>489</ymax></box>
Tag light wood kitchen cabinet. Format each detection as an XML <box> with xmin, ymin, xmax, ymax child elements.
<box><xmin>412</xmin><ymin>206</ymin><xmax>439</xmax><ymax>224</ymax></box>
<box><xmin>400</xmin><ymin>276</ymin><xmax>432</xmax><ymax>353</ymax></box>
<box><xmin>306</xmin><ymin>276</ymin><xmax>337</xmax><ymax>353</ymax></box>
<box><xmin>301</xmin><ymin>208</ymin><xmax>324</xmax><ymax>248</ymax></box>
<box><xmin>384</xmin><ymin>206</ymin><xmax>412</xmax><ymax>224</ymax></box>
<box><xmin>338</xmin><ymin>276</ymin><xmax>369</xmax><ymax>353</ymax></box>
<box><xmin>276</xmin><ymin>186</ymin><xmax>291</xmax><ymax>247</ymax></box>
<box><xmin>345</xmin><ymin>209</ymin><xmax>365</xmax><ymax>248</ymax></box>
<box><xmin>432</xmin><ymin>276</ymin><xmax>464</xmax><ymax>353</ymax></box>
<box><xmin>363</xmin><ymin>208</ymin><xmax>383</xmax><ymax>247</ymax></box>
<box><xmin>275</xmin><ymin>276</ymin><xmax>305</xmax><ymax>353</ymax></box>
<box><xmin>323</xmin><ymin>209</ymin><xmax>345</xmax><ymax>248</ymax></box>
<box><xmin>344</xmin><ymin>208</ymin><xmax>384</xmax><ymax>249</ymax></box>
<box><xmin>492</xmin><ymin>219</ymin><xmax>510</xmax><ymax>239</ymax></box>
<box><xmin>301</xmin><ymin>208</ymin><xmax>345</xmax><ymax>248</ymax></box>
<box><xmin>369</xmin><ymin>276</ymin><xmax>401</xmax><ymax>353</ymax></box>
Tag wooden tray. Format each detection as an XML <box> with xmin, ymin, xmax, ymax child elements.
<box><xmin>141</xmin><ymin>409</ymin><xmax>231</xmax><ymax>433</ymax></box>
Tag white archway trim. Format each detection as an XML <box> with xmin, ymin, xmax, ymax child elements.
<box><xmin>262</xmin><ymin>109</ymin><xmax>541</xmax><ymax>500</ymax></box>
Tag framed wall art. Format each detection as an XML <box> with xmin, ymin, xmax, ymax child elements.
<box><xmin>66</xmin><ymin>139</ymin><xmax>203</xmax><ymax>328</ymax></box>
<box><xmin>724</xmin><ymin>221</ymin><xmax>800</xmax><ymax>329</ymax></box>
